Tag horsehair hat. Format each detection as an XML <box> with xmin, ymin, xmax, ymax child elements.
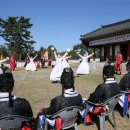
<box><xmin>103</xmin><ymin>64</ymin><xmax>115</xmax><ymax>78</ymax></box>
<box><xmin>61</xmin><ymin>67</ymin><xmax>74</xmax><ymax>88</ymax></box>
<box><xmin>0</xmin><ymin>65</ymin><xmax>14</xmax><ymax>91</ymax></box>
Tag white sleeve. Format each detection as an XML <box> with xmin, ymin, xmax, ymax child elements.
<box><xmin>87</xmin><ymin>53</ymin><xmax>94</xmax><ymax>58</ymax></box>
<box><xmin>78</xmin><ymin>54</ymin><xmax>84</xmax><ymax>59</ymax></box>
<box><xmin>0</xmin><ymin>59</ymin><xmax>8</xmax><ymax>64</ymax></box>
<box><xmin>54</xmin><ymin>51</ymin><xmax>57</xmax><ymax>60</ymax></box>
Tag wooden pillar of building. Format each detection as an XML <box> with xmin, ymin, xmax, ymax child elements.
<box><xmin>112</xmin><ymin>45</ymin><xmax>115</xmax><ymax>61</ymax></box>
<box><xmin>106</xmin><ymin>45</ymin><xmax>110</xmax><ymax>60</ymax></box>
<box><xmin>127</xmin><ymin>43</ymin><xmax>130</xmax><ymax>58</ymax></box>
<box><xmin>100</xmin><ymin>47</ymin><xmax>102</xmax><ymax>62</ymax></box>
<box><xmin>93</xmin><ymin>47</ymin><xmax>95</xmax><ymax>61</ymax></box>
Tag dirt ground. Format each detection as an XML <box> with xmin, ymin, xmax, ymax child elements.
<box><xmin>12</xmin><ymin>65</ymin><xmax>130</xmax><ymax>130</ymax></box>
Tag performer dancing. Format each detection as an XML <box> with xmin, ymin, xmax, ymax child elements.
<box><xmin>76</xmin><ymin>51</ymin><xmax>94</xmax><ymax>75</ymax></box>
<box><xmin>24</xmin><ymin>54</ymin><xmax>30</xmax><ymax>67</ymax></box>
<box><xmin>25</xmin><ymin>54</ymin><xmax>37</xmax><ymax>71</ymax></box>
<box><xmin>50</xmin><ymin>48</ymin><xmax>69</xmax><ymax>82</ymax></box>
<box><xmin>0</xmin><ymin>57</ymin><xmax>9</xmax><ymax>66</ymax></box>
<box><xmin>62</xmin><ymin>51</ymin><xmax>71</xmax><ymax>68</ymax></box>
<box><xmin>10</xmin><ymin>55</ymin><xmax>16</xmax><ymax>71</ymax></box>
<box><xmin>114</xmin><ymin>51</ymin><xmax>123</xmax><ymax>75</ymax></box>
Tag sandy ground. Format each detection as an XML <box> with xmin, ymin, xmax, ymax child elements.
<box><xmin>12</xmin><ymin>65</ymin><xmax>130</xmax><ymax>130</ymax></box>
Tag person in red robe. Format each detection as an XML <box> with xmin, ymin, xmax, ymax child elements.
<box><xmin>114</xmin><ymin>51</ymin><xmax>123</xmax><ymax>74</ymax></box>
<box><xmin>10</xmin><ymin>55</ymin><xmax>16</xmax><ymax>71</ymax></box>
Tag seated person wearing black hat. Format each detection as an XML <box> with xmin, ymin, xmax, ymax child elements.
<box><xmin>0</xmin><ymin>65</ymin><xmax>33</xmax><ymax>118</ymax></box>
<box><xmin>119</xmin><ymin>60</ymin><xmax>130</xmax><ymax>91</ymax></box>
<box><xmin>36</xmin><ymin>67</ymin><xmax>82</xmax><ymax>128</ymax></box>
<box><xmin>118</xmin><ymin>60</ymin><xmax>130</xmax><ymax>109</ymax></box>
<box><xmin>84</xmin><ymin>64</ymin><xmax>120</xmax><ymax>125</ymax></box>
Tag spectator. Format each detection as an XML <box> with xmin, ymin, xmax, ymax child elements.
<box><xmin>114</xmin><ymin>51</ymin><xmax>123</xmax><ymax>75</ymax></box>
<box><xmin>84</xmin><ymin>64</ymin><xmax>120</xmax><ymax>125</ymax></box>
<box><xmin>24</xmin><ymin>54</ymin><xmax>30</xmax><ymax>67</ymax></box>
<box><xmin>10</xmin><ymin>55</ymin><xmax>16</xmax><ymax>71</ymax></box>
<box><xmin>118</xmin><ymin>60</ymin><xmax>130</xmax><ymax>111</ymax></box>
<box><xmin>119</xmin><ymin>60</ymin><xmax>130</xmax><ymax>91</ymax></box>
<box><xmin>40</xmin><ymin>56</ymin><xmax>45</xmax><ymax>68</ymax></box>
<box><xmin>0</xmin><ymin>65</ymin><xmax>33</xmax><ymax>118</ymax></box>
<box><xmin>36</xmin><ymin>67</ymin><xmax>82</xmax><ymax>128</ymax></box>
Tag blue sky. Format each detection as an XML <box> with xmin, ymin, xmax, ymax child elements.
<box><xmin>0</xmin><ymin>0</ymin><xmax>130</xmax><ymax>52</ymax></box>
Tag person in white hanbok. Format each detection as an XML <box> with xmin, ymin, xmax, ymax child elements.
<box><xmin>0</xmin><ymin>57</ymin><xmax>9</xmax><ymax>66</ymax></box>
<box><xmin>76</xmin><ymin>52</ymin><xmax>94</xmax><ymax>75</ymax></box>
<box><xmin>62</xmin><ymin>55</ymin><xmax>71</xmax><ymax>69</ymax></box>
<box><xmin>50</xmin><ymin>50</ymin><xmax>68</xmax><ymax>82</ymax></box>
<box><xmin>25</xmin><ymin>54</ymin><xmax>37</xmax><ymax>71</ymax></box>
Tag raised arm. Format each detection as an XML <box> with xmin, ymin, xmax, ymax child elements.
<box><xmin>61</xmin><ymin>51</ymin><xmax>68</xmax><ymax>60</ymax></box>
<box><xmin>27</xmin><ymin>54</ymin><xmax>31</xmax><ymax>60</ymax></box>
<box><xmin>87</xmin><ymin>53</ymin><xmax>94</xmax><ymax>58</ymax></box>
<box><xmin>77</xmin><ymin>53</ymin><xmax>84</xmax><ymax>59</ymax></box>
<box><xmin>0</xmin><ymin>57</ymin><xmax>9</xmax><ymax>64</ymax></box>
<box><xmin>33</xmin><ymin>54</ymin><xmax>38</xmax><ymax>60</ymax></box>
<box><xmin>65</xmin><ymin>55</ymin><xmax>71</xmax><ymax>59</ymax></box>
<box><xmin>54</xmin><ymin>51</ymin><xmax>57</xmax><ymax>60</ymax></box>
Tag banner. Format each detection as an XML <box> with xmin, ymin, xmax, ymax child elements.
<box><xmin>89</xmin><ymin>33</ymin><xmax>130</xmax><ymax>46</ymax></box>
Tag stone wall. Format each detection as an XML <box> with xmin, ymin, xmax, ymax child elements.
<box><xmin>4</xmin><ymin>60</ymin><xmax>127</xmax><ymax>74</ymax></box>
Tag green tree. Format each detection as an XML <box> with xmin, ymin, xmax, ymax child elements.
<box><xmin>47</xmin><ymin>45</ymin><xmax>57</xmax><ymax>60</ymax></box>
<box><xmin>73</xmin><ymin>43</ymin><xmax>87</xmax><ymax>55</ymax></box>
<box><xmin>0</xmin><ymin>16</ymin><xmax>35</xmax><ymax>60</ymax></box>
<box><xmin>0</xmin><ymin>45</ymin><xmax>9</xmax><ymax>58</ymax></box>
<box><xmin>37</xmin><ymin>46</ymin><xmax>45</xmax><ymax>59</ymax></box>
<box><xmin>39</xmin><ymin>46</ymin><xmax>45</xmax><ymax>53</ymax></box>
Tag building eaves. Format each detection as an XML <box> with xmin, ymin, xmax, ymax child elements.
<box><xmin>81</xmin><ymin>19</ymin><xmax>130</xmax><ymax>41</ymax></box>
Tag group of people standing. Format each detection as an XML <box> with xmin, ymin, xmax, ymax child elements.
<box><xmin>50</xmin><ymin>47</ymin><xmax>94</xmax><ymax>82</ymax></box>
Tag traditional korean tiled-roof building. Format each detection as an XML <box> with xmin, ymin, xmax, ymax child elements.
<box><xmin>80</xmin><ymin>19</ymin><xmax>130</xmax><ymax>61</ymax></box>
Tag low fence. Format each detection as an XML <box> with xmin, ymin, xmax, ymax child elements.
<box><xmin>4</xmin><ymin>60</ymin><xmax>127</xmax><ymax>74</ymax></box>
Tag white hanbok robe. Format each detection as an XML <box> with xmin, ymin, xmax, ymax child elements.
<box><xmin>25</xmin><ymin>58</ymin><xmax>36</xmax><ymax>71</ymax></box>
<box><xmin>0</xmin><ymin>58</ymin><xmax>9</xmax><ymax>67</ymax></box>
<box><xmin>76</xmin><ymin>53</ymin><xmax>94</xmax><ymax>75</ymax></box>
<box><xmin>62</xmin><ymin>56</ymin><xmax>70</xmax><ymax>69</ymax></box>
<box><xmin>50</xmin><ymin>52</ymin><xmax>68</xmax><ymax>81</ymax></box>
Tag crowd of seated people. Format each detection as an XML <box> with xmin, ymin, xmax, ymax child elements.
<box><xmin>0</xmin><ymin>65</ymin><xmax>34</xmax><ymax>129</ymax></box>
<box><xmin>1</xmin><ymin>60</ymin><xmax>130</xmax><ymax>130</ymax></box>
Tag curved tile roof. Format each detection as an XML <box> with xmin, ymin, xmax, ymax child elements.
<box><xmin>81</xmin><ymin>19</ymin><xmax>130</xmax><ymax>41</ymax></box>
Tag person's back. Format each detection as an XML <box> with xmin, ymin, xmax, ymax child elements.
<box><xmin>36</xmin><ymin>67</ymin><xmax>82</xmax><ymax>129</ymax></box>
<box><xmin>0</xmin><ymin>97</ymin><xmax>33</xmax><ymax>118</ymax></box>
<box><xmin>44</xmin><ymin>67</ymin><xmax>82</xmax><ymax>115</ymax></box>
<box><xmin>118</xmin><ymin>60</ymin><xmax>130</xmax><ymax>112</ymax></box>
<box><xmin>44</xmin><ymin>88</ymin><xmax>82</xmax><ymax>115</ymax></box>
<box><xmin>85</xmin><ymin>64</ymin><xmax>120</xmax><ymax>125</ymax></box>
<box><xmin>88</xmin><ymin>64</ymin><xmax>120</xmax><ymax>103</ymax></box>
<box><xmin>119</xmin><ymin>60</ymin><xmax>130</xmax><ymax>91</ymax></box>
<box><xmin>0</xmin><ymin>65</ymin><xmax>33</xmax><ymax>118</ymax></box>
